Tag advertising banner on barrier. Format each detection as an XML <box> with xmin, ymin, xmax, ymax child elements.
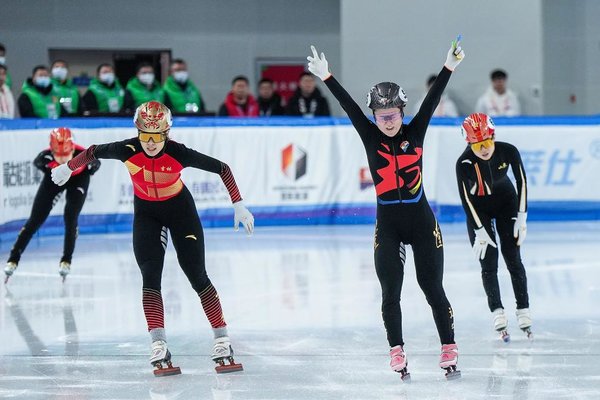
<box><xmin>1</xmin><ymin>119</ymin><xmax>599</xmax><ymax>240</ymax></box>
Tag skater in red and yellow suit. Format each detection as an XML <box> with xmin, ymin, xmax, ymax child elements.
<box><xmin>4</xmin><ymin>127</ymin><xmax>100</xmax><ymax>283</ymax></box>
<box><xmin>52</xmin><ymin>101</ymin><xmax>254</xmax><ymax>374</ymax></box>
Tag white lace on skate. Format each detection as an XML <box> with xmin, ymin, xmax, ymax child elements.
<box><xmin>439</xmin><ymin>344</ymin><xmax>458</xmax><ymax>368</ymax></box>
<box><xmin>212</xmin><ymin>336</ymin><xmax>232</xmax><ymax>360</ymax></box>
<box><xmin>4</xmin><ymin>262</ymin><xmax>17</xmax><ymax>276</ymax></box>
<box><xmin>516</xmin><ymin>308</ymin><xmax>532</xmax><ymax>329</ymax></box>
<box><xmin>493</xmin><ymin>308</ymin><xmax>508</xmax><ymax>331</ymax></box>
<box><xmin>59</xmin><ymin>261</ymin><xmax>71</xmax><ymax>277</ymax></box>
<box><xmin>150</xmin><ymin>340</ymin><xmax>168</xmax><ymax>363</ymax></box>
<box><xmin>389</xmin><ymin>345</ymin><xmax>407</xmax><ymax>371</ymax></box>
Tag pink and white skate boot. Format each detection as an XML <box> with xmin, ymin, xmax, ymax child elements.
<box><xmin>389</xmin><ymin>345</ymin><xmax>410</xmax><ymax>382</ymax></box>
<box><xmin>439</xmin><ymin>344</ymin><xmax>461</xmax><ymax>380</ymax></box>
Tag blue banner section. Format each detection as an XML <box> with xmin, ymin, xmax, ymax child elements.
<box><xmin>2</xmin><ymin>115</ymin><xmax>600</xmax><ymax>131</ymax></box>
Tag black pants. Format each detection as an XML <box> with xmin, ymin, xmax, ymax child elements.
<box><xmin>8</xmin><ymin>173</ymin><xmax>89</xmax><ymax>264</ymax></box>
<box><xmin>374</xmin><ymin>197</ymin><xmax>454</xmax><ymax>347</ymax></box>
<box><xmin>132</xmin><ymin>186</ymin><xmax>211</xmax><ymax>293</ymax></box>
<box><xmin>467</xmin><ymin>195</ymin><xmax>529</xmax><ymax>312</ymax></box>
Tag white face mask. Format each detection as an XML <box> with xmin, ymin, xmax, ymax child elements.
<box><xmin>138</xmin><ymin>73</ymin><xmax>155</xmax><ymax>85</ymax></box>
<box><xmin>52</xmin><ymin>67</ymin><xmax>68</xmax><ymax>81</ymax></box>
<box><xmin>173</xmin><ymin>71</ymin><xmax>188</xmax><ymax>83</ymax></box>
<box><xmin>99</xmin><ymin>72</ymin><xmax>115</xmax><ymax>85</ymax></box>
<box><xmin>0</xmin><ymin>57</ymin><xmax>5</xmax><ymax>65</ymax></box>
<box><xmin>35</xmin><ymin>76</ymin><xmax>51</xmax><ymax>88</ymax></box>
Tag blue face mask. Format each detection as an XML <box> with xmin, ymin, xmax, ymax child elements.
<box><xmin>34</xmin><ymin>76</ymin><xmax>51</xmax><ymax>88</ymax></box>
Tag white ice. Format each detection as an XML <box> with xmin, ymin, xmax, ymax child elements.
<box><xmin>1</xmin><ymin>221</ymin><xmax>599</xmax><ymax>399</ymax></box>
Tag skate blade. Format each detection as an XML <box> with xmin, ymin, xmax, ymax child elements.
<box><xmin>400</xmin><ymin>371</ymin><xmax>411</xmax><ymax>383</ymax></box>
<box><xmin>4</xmin><ymin>275</ymin><xmax>10</xmax><ymax>284</ymax></box>
<box><xmin>153</xmin><ymin>366</ymin><xmax>181</xmax><ymax>377</ymax></box>
<box><xmin>215</xmin><ymin>362</ymin><xmax>243</xmax><ymax>374</ymax></box>
<box><xmin>498</xmin><ymin>330</ymin><xmax>510</xmax><ymax>343</ymax></box>
<box><xmin>522</xmin><ymin>328</ymin><xmax>533</xmax><ymax>340</ymax></box>
<box><xmin>445</xmin><ymin>369</ymin><xmax>461</xmax><ymax>380</ymax></box>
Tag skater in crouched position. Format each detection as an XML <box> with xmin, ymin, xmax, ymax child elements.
<box><xmin>456</xmin><ymin>113</ymin><xmax>532</xmax><ymax>341</ymax></box>
<box><xmin>307</xmin><ymin>37</ymin><xmax>465</xmax><ymax>380</ymax></box>
<box><xmin>51</xmin><ymin>101</ymin><xmax>254</xmax><ymax>375</ymax></box>
<box><xmin>4</xmin><ymin>128</ymin><xmax>100</xmax><ymax>283</ymax></box>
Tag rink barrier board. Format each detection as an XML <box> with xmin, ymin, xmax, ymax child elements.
<box><xmin>1</xmin><ymin>116</ymin><xmax>599</xmax><ymax>243</ymax></box>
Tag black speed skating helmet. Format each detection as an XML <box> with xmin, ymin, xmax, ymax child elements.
<box><xmin>366</xmin><ymin>82</ymin><xmax>408</xmax><ymax>110</ymax></box>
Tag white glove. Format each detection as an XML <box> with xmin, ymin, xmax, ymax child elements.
<box><xmin>233</xmin><ymin>201</ymin><xmax>254</xmax><ymax>235</ymax></box>
<box><xmin>444</xmin><ymin>35</ymin><xmax>465</xmax><ymax>71</ymax></box>
<box><xmin>472</xmin><ymin>226</ymin><xmax>497</xmax><ymax>260</ymax></box>
<box><xmin>307</xmin><ymin>45</ymin><xmax>332</xmax><ymax>81</ymax></box>
<box><xmin>51</xmin><ymin>163</ymin><xmax>73</xmax><ymax>186</ymax></box>
<box><xmin>513</xmin><ymin>212</ymin><xmax>527</xmax><ymax>246</ymax></box>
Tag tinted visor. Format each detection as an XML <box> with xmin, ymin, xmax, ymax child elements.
<box><xmin>138</xmin><ymin>131</ymin><xmax>166</xmax><ymax>143</ymax></box>
<box><xmin>470</xmin><ymin>138</ymin><xmax>494</xmax><ymax>152</ymax></box>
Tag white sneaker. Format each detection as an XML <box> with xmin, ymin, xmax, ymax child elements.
<box><xmin>212</xmin><ymin>336</ymin><xmax>232</xmax><ymax>361</ymax></box>
<box><xmin>493</xmin><ymin>308</ymin><xmax>508</xmax><ymax>331</ymax></box>
<box><xmin>516</xmin><ymin>308</ymin><xmax>532</xmax><ymax>329</ymax></box>
<box><xmin>150</xmin><ymin>340</ymin><xmax>169</xmax><ymax>364</ymax></box>
<box><xmin>59</xmin><ymin>261</ymin><xmax>71</xmax><ymax>279</ymax></box>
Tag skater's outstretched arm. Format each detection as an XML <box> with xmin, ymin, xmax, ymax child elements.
<box><xmin>307</xmin><ymin>45</ymin><xmax>373</xmax><ymax>142</ymax></box>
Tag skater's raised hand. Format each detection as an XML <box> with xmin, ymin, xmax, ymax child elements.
<box><xmin>472</xmin><ymin>226</ymin><xmax>497</xmax><ymax>260</ymax></box>
<box><xmin>513</xmin><ymin>212</ymin><xmax>527</xmax><ymax>246</ymax></box>
<box><xmin>307</xmin><ymin>45</ymin><xmax>331</xmax><ymax>81</ymax></box>
<box><xmin>444</xmin><ymin>34</ymin><xmax>465</xmax><ymax>71</ymax></box>
<box><xmin>233</xmin><ymin>201</ymin><xmax>254</xmax><ymax>235</ymax></box>
<box><xmin>51</xmin><ymin>163</ymin><xmax>73</xmax><ymax>186</ymax></box>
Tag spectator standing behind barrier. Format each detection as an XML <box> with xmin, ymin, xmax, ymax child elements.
<box><xmin>163</xmin><ymin>59</ymin><xmax>205</xmax><ymax>115</ymax></box>
<box><xmin>413</xmin><ymin>74</ymin><xmax>459</xmax><ymax>117</ymax></box>
<box><xmin>51</xmin><ymin>60</ymin><xmax>82</xmax><ymax>116</ymax></box>
<box><xmin>218</xmin><ymin>76</ymin><xmax>259</xmax><ymax>117</ymax></box>
<box><xmin>0</xmin><ymin>43</ymin><xmax>12</xmax><ymax>88</ymax></box>
<box><xmin>82</xmin><ymin>63</ymin><xmax>124</xmax><ymax>115</ymax></box>
<box><xmin>475</xmin><ymin>69</ymin><xmax>521</xmax><ymax>117</ymax></box>
<box><xmin>123</xmin><ymin>63</ymin><xmax>164</xmax><ymax>113</ymax></box>
<box><xmin>0</xmin><ymin>64</ymin><xmax>15</xmax><ymax>118</ymax></box>
<box><xmin>257</xmin><ymin>78</ymin><xmax>284</xmax><ymax>116</ymax></box>
<box><xmin>18</xmin><ymin>65</ymin><xmax>63</xmax><ymax>118</ymax></box>
<box><xmin>286</xmin><ymin>72</ymin><xmax>330</xmax><ymax>117</ymax></box>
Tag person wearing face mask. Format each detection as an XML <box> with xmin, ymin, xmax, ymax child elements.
<box><xmin>50</xmin><ymin>60</ymin><xmax>82</xmax><ymax>116</ymax></box>
<box><xmin>163</xmin><ymin>59</ymin><xmax>205</xmax><ymax>115</ymax></box>
<box><xmin>4</xmin><ymin>128</ymin><xmax>101</xmax><ymax>284</ymax></box>
<box><xmin>455</xmin><ymin>113</ymin><xmax>532</xmax><ymax>342</ymax></box>
<box><xmin>51</xmin><ymin>101</ymin><xmax>254</xmax><ymax>376</ymax></box>
<box><xmin>18</xmin><ymin>65</ymin><xmax>63</xmax><ymax>118</ymax></box>
<box><xmin>307</xmin><ymin>37</ymin><xmax>465</xmax><ymax>381</ymax></box>
<box><xmin>0</xmin><ymin>43</ymin><xmax>12</xmax><ymax>88</ymax></box>
<box><xmin>82</xmin><ymin>63</ymin><xmax>125</xmax><ymax>115</ymax></box>
<box><xmin>123</xmin><ymin>63</ymin><xmax>164</xmax><ymax>114</ymax></box>
<box><xmin>0</xmin><ymin>64</ymin><xmax>15</xmax><ymax>119</ymax></box>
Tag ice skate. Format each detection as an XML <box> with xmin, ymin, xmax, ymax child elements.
<box><xmin>439</xmin><ymin>344</ymin><xmax>461</xmax><ymax>380</ymax></box>
<box><xmin>59</xmin><ymin>261</ymin><xmax>71</xmax><ymax>282</ymax></box>
<box><xmin>212</xmin><ymin>336</ymin><xmax>243</xmax><ymax>373</ymax></box>
<box><xmin>389</xmin><ymin>345</ymin><xmax>410</xmax><ymax>382</ymax></box>
<box><xmin>4</xmin><ymin>261</ymin><xmax>17</xmax><ymax>284</ymax></box>
<box><xmin>493</xmin><ymin>308</ymin><xmax>510</xmax><ymax>343</ymax></box>
<box><xmin>516</xmin><ymin>308</ymin><xmax>533</xmax><ymax>340</ymax></box>
<box><xmin>150</xmin><ymin>340</ymin><xmax>181</xmax><ymax>377</ymax></box>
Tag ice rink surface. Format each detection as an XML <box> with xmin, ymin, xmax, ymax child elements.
<box><xmin>0</xmin><ymin>221</ymin><xmax>599</xmax><ymax>400</ymax></box>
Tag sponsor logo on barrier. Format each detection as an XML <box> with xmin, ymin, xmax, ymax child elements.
<box><xmin>273</xmin><ymin>143</ymin><xmax>316</xmax><ymax>202</ymax></box>
<box><xmin>521</xmin><ymin>149</ymin><xmax>582</xmax><ymax>186</ymax></box>
<box><xmin>190</xmin><ymin>180</ymin><xmax>230</xmax><ymax>203</ymax></box>
<box><xmin>359</xmin><ymin>167</ymin><xmax>374</xmax><ymax>190</ymax></box>
<box><xmin>2</xmin><ymin>161</ymin><xmax>43</xmax><ymax>187</ymax></box>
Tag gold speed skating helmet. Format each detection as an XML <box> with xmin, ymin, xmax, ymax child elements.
<box><xmin>134</xmin><ymin>101</ymin><xmax>172</xmax><ymax>134</ymax></box>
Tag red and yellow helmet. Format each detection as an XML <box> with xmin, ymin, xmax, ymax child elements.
<box><xmin>134</xmin><ymin>101</ymin><xmax>172</xmax><ymax>133</ymax></box>
<box><xmin>49</xmin><ymin>127</ymin><xmax>74</xmax><ymax>156</ymax></box>
<box><xmin>461</xmin><ymin>113</ymin><xmax>495</xmax><ymax>143</ymax></box>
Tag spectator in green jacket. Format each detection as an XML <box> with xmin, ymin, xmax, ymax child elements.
<box><xmin>82</xmin><ymin>63</ymin><xmax>125</xmax><ymax>115</ymax></box>
<box><xmin>51</xmin><ymin>60</ymin><xmax>82</xmax><ymax>116</ymax></box>
<box><xmin>163</xmin><ymin>58</ymin><xmax>205</xmax><ymax>115</ymax></box>
<box><xmin>18</xmin><ymin>65</ymin><xmax>63</xmax><ymax>119</ymax></box>
<box><xmin>123</xmin><ymin>62</ymin><xmax>164</xmax><ymax>114</ymax></box>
